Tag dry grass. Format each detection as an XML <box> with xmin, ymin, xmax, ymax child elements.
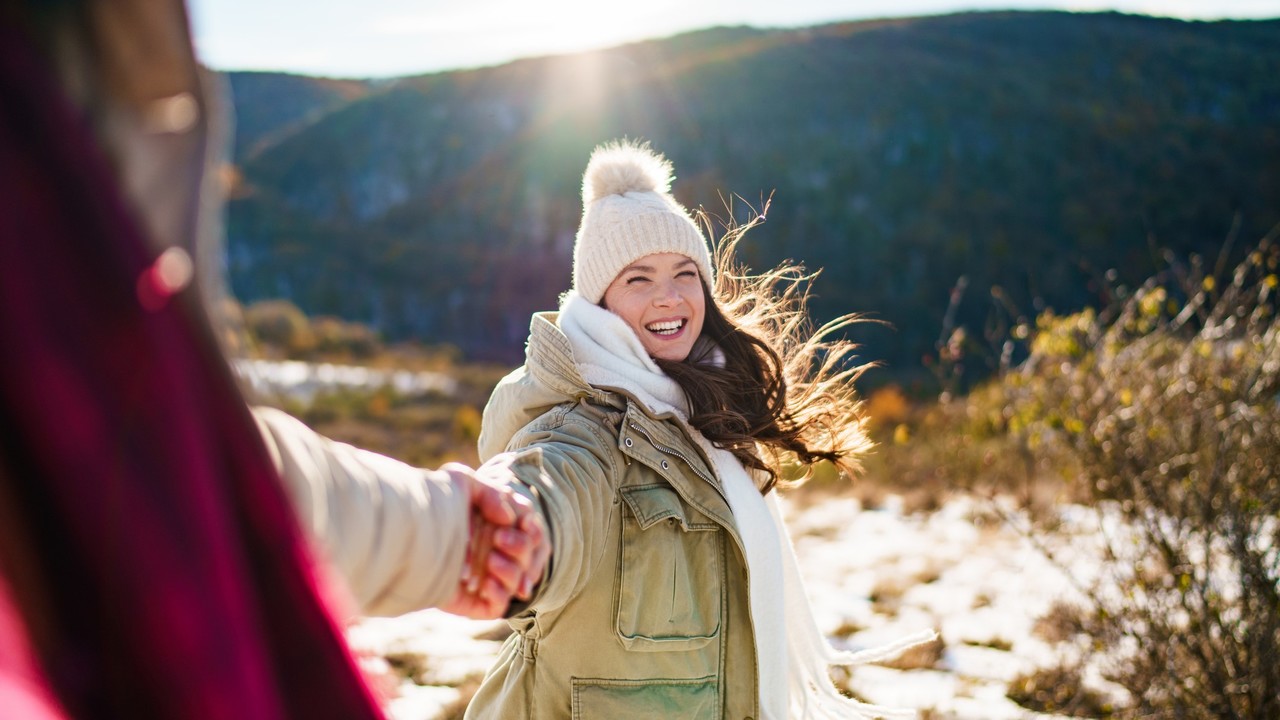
<box><xmin>846</xmin><ymin>379</ymin><xmax>1086</xmax><ymax>521</ymax></box>
<box><xmin>877</xmin><ymin>635</ymin><xmax>947</xmax><ymax>671</ymax></box>
<box><xmin>868</xmin><ymin>577</ymin><xmax>910</xmax><ymax>616</ymax></box>
<box><xmin>1032</xmin><ymin>600</ymin><xmax>1086</xmax><ymax>645</ymax></box>
<box><xmin>830</xmin><ymin>619</ymin><xmax>867</xmax><ymax>640</ymax></box>
<box><xmin>1007</xmin><ymin>664</ymin><xmax>1115</xmax><ymax>718</ymax></box>
<box><xmin>382</xmin><ymin>649</ymin><xmax>431</xmax><ymax>686</ymax></box>
<box><xmin>962</xmin><ymin>636</ymin><xmax>1012</xmax><ymax>652</ymax></box>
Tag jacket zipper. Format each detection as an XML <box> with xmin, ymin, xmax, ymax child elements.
<box><xmin>626</xmin><ymin>421</ymin><xmax>720</xmax><ymax>491</ymax></box>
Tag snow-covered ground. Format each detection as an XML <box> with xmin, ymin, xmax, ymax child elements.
<box><xmin>233</xmin><ymin>358</ymin><xmax>457</xmax><ymax>404</ymax></box>
<box><xmin>347</xmin><ymin>493</ymin><xmax>1115</xmax><ymax>720</ymax></box>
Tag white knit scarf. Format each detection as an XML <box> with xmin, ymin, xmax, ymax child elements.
<box><xmin>559</xmin><ymin>292</ymin><xmax>933</xmax><ymax>720</ymax></box>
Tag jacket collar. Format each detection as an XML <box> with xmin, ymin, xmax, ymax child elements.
<box><xmin>525</xmin><ymin>311</ymin><xmax>599</xmax><ymax>401</ymax></box>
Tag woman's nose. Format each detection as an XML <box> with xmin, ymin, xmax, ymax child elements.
<box><xmin>653</xmin><ymin>280</ymin><xmax>682</xmax><ymax>306</ymax></box>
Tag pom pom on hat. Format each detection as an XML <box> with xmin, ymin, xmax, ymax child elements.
<box><xmin>572</xmin><ymin>140</ymin><xmax>713</xmax><ymax>304</ymax></box>
<box><xmin>582</xmin><ymin>140</ymin><xmax>674</xmax><ymax>204</ymax></box>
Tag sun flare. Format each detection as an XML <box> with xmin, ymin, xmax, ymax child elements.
<box><xmin>376</xmin><ymin>0</ymin><xmax>687</xmax><ymax>66</ymax></box>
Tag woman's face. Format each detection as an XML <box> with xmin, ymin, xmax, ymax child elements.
<box><xmin>602</xmin><ymin>252</ymin><xmax>706</xmax><ymax>362</ymax></box>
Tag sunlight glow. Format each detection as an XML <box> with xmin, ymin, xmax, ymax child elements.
<box><xmin>370</xmin><ymin>0</ymin><xmax>691</xmax><ymax>63</ymax></box>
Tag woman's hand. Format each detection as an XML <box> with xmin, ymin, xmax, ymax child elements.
<box><xmin>439</xmin><ymin>463</ymin><xmax>549</xmax><ymax>619</ymax></box>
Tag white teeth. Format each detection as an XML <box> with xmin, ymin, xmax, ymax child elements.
<box><xmin>646</xmin><ymin>320</ymin><xmax>683</xmax><ymax>335</ymax></box>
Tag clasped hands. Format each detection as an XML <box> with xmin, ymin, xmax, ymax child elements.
<box><xmin>439</xmin><ymin>462</ymin><xmax>550</xmax><ymax>619</ymax></box>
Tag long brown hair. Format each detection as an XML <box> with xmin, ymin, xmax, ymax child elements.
<box><xmin>655</xmin><ymin>210</ymin><xmax>872</xmax><ymax>494</ymax></box>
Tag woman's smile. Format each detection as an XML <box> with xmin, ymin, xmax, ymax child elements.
<box><xmin>645</xmin><ymin>317</ymin><xmax>687</xmax><ymax>337</ymax></box>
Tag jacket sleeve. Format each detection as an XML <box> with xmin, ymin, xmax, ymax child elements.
<box><xmin>251</xmin><ymin>405</ymin><xmax>469</xmax><ymax>617</ymax></box>
<box><xmin>502</xmin><ymin>409</ymin><xmax>621</xmax><ymax>615</ymax></box>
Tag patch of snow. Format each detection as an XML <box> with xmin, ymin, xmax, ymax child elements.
<box><xmin>386</xmin><ymin>683</ymin><xmax>460</xmax><ymax>720</ymax></box>
<box><xmin>233</xmin><ymin>358</ymin><xmax>457</xmax><ymax>404</ymax></box>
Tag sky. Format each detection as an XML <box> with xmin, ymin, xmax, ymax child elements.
<box><xmin>189</xmin><ymin>0</ymin><xmax>1280</xmax><ymax>78</ymax></box>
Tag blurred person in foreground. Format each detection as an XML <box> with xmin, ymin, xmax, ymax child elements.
<box><xmin>467</xmin><ymin>139</ymin><xmax>935</xmax><ymax>719</ymax></box>
<box><xmin>0</xmin><ymin>1</ymin><xmax>547</xmax><ymax>718</ymax></box>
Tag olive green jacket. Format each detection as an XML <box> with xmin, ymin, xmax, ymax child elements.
<box><xmin>467</xmin><ymin>311</ymin><xmax>761</xmax><ymax>720</ymax></box>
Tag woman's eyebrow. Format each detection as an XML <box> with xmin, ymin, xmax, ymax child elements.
<box><xmin>624</xmin><ymin>259</ymin><xmax>696</xmax><ymax>273</ymax></box>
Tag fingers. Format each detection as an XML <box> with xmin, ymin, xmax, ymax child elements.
<box><xmin>445</xmin><ymin>459</ymin><xmax>553</xmax><ymax>613</ymax></box>
<box><xmin>489</xmin><ymin>513</ymin><xmax>548</xmax><ymax>599</ymax></box>
<box><xmin>463</xmin><ymin>516</ymin><xmax>548</xmax><ymax>602</ymax></box>
<box><xmin>445</xmin><ymin>462</ymin><xmax>518</xmax><ymax>527</ymax></box>
<box><xmin>464</xmin><ymin>519</ymin><xmax>531</xmax><ymax>595</ymax></box>
<box><xmin>470</xmin><ymin>578</ymin><xmax>510</xmax><ymax>618</ymax></box>
<box><xmin>480</xmin><ymin>546</ymin><xmax>524</xmax><ymax>598</ymax></box>
<box><xmin>490</xmin><ymin>525</ymin><xmax>533</xmax><ymax>567</ymax></box>
<box><xmin>440</xmin><ymin>575</ymin><xmax>512</xmax><ymax>620</ymax></box>
<box><xmin>465</xmin><ymin>511</ymin><xmax>496</xmax><ymax>595</ymax></box>
<box><xmin>476</xmin><ymin>482</ymin><xmax>519</xmax><ymax>527</ymax></box>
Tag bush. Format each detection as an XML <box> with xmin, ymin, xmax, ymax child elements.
<box><xmin>1003</xmin><ymin>237</ymin><xmax>1280</xmax><ymax>718</ymax></box>
<box><xmin>1007</xmin><ymin>663</ymin><xmax>1115</xmax><ymax>717</ymax></box>
<box><xmin>855</xmin><ymin>380</ymin><xmax>1071</xmax><ymax>516</ymax></box>
<box><xmin>311</xmin><ymin>315</ymin><xmax>382</xmax><ymax>359</ymax></box>
<box><xmin>242</xmin><ymin>300</ymin><xmax>386</xmax><ymax>360</ymax></box>
<box><xmin>243</xmin><ymin>299</ymin><xmax>316</xmax><ymax>357</ymax></box>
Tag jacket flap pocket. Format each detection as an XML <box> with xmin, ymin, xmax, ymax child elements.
<box><xmin>620</xmin><ymin>485</ymin><xmax>689</xmax><ymax>531</ymax></box>
<box><xmin>572</xmin><ymin>676</ymin><xmax>718</xmax><ymax>717</ymax></box>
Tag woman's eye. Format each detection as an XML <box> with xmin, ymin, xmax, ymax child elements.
<box><xmin>626</xmin><ymin>275</ymin><xmax>650</xmax><ymax>284</ymax></box>
<box><xmin>677</xmin><ymin>270</ymin><xmax>698</xmax><ymax>279</ymax></box>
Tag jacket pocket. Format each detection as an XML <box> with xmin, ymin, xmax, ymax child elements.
<box><xmin>571</xmin><ymin>675</ymin><xmax>718</xmax><ymax>719</ymax></box>
<box><xmin>616</xmin><ymin>484</ymin><xmax>722</xmax><ymax>651</ymax></box>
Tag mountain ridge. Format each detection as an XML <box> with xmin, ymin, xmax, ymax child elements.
<box><xmin>223</xmin><ymin>10</ymin><xmax>1280</xmax><ymax>387</ymax></box>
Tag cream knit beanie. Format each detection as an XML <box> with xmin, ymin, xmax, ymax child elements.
<box><xmin>572</xmin><ymin>140</ymin><xmax>713</xmax><ymax>304</ymax></box>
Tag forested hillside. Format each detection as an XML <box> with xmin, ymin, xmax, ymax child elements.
<box><xmin>223</xmin><ymin>11</ymin><xmax>1280</xmax><ymax>387</ymax></box>
<box><xmin>225</xmin><ymin>72</ymin><xmax>371</xmax><ymax>161</ymax></box>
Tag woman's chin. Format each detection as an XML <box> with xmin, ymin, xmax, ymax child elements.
<box><xmin>647</xmin><ymin>342</ymin><xmax>694</xmax><ymax>362</ymax></box>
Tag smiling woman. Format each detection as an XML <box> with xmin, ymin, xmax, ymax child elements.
<box><xmin>467</xmin><ymin>139</ymin><xmax>932</xmax><ymax>719</ymax></box>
